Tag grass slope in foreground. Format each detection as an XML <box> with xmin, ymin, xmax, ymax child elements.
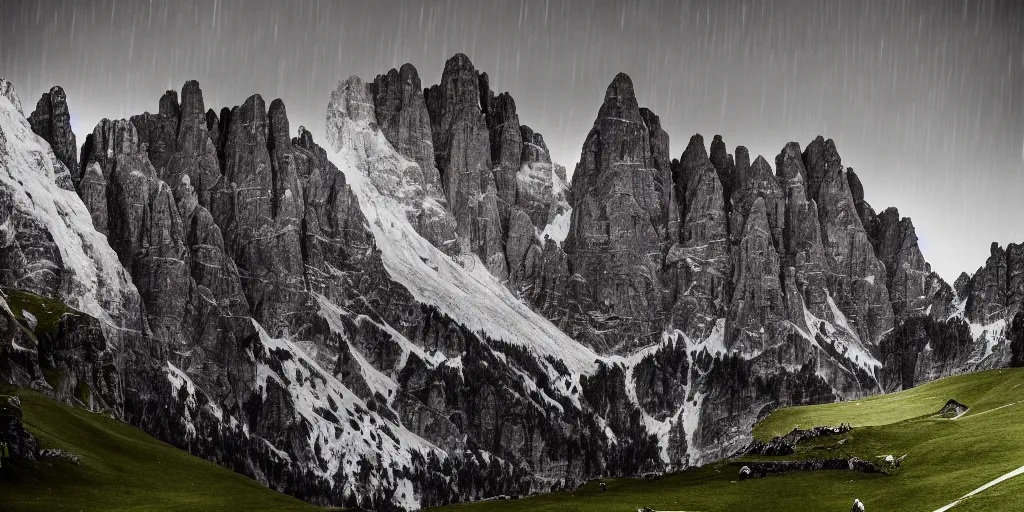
<box><xmin>433</xmin><ymin>368</ymin><xmax>1024</xmax><ymax>512</ymax></box>
<box><xmin>0</xmin><ymin>387</ymin><xmax>333</xmax><ymax>512</ymax></box>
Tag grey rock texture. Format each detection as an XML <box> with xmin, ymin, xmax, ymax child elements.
<box><xmin>425</xmin><ymin>54</ymin><xmax>507</xmax><ymax>278</ymax></box>
<box><xmin>666</xmin><ymin>134</ymin><xmax>727</xmax><ymax>341</ymax></box>
<box><xmin>370</xmin><ymin>64</ymin><xmax>459</xmax><ymax>251</ymax></box>
<box><xmin>870</xmin><ymin>207</ymin><xmax>934</xmax><ymax>320</ymax></box>
<box><xmin>964</xmin><ymin>242</ymin><xmax>1024</xmax><ymax>324</ymax></box>
<box><xmin>28</xmin><ymin>86</ymin><xmax>78</xmax><ymax>187</ymax></box>
<box><xmin>563</xmin><ymin>73</ymin><xmax>668</xmax><ymax>353</ymax></box>
<box><xmin>802</xmin><ymin>137</ymin><xmax>893</xmax><ymax>346</ymax></box>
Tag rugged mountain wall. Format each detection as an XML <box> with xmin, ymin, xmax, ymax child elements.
<box><xmin>1</xmin><ymin>53</ymin><xmax>1020</xmax><ymax>511</ymax></box>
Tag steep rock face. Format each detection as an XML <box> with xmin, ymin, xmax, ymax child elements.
<box><xmin>370</xmin><ymin>64</ymin><xmax>459</xmax><ymax>251</ymax></box>
<box><xmin>28</xmin><ymin>86</ymin><xmax>77</xmax><ymax>188</ymax></box>
<box><xmin>424</xmin><ymin>54</ymin><xmax>506</xmax><ymax>278</ymax></box>
<box><xmin>726</xmin><ymin>198</ymin><xmax>785</xmax><ymax>354</ymax></box>
<box><xmin>846</xmin><ymin>169</ymin><xmax>878</xmax><ymax>240</ymax></box>
<box><xmin>963</xmin><ymin>242</ymin><xmax>1024</xmax><ymax>329</ymax></box>
<box><xmin>209</xmin><ymin>94</ymin><xmax>307</xmax><ymax>328</ymax></box>
<box><xmin>0</xmin><ymin>81</ymin><xmax>146</xmax><ymax>413</ymax></box>
<box><xmin>639</xmin><ymin>109</ymin><xmax>677</xmax><ymax>245</ymax></box>
<box><xmin>516</xmin><ymin>125</ymin><xmax>567</xmax><ymax>229</ymax></box>
<box><xmin>709</xmin><ymin>134</ymin><xmax>735</xmax><ymax>210</ymax></box>
<box><xmin>159</xmin><ymin>81</ymin><xmax>222</xmax><ymax>208</ymax></box>
<box><xmin>871</xmin><ymin>208</ymin><xmax>934</xmax><ymax>320</ymax></box>
<box><xmin>481</xmin><ymin>87</ymin><xmax>522</xmax><ymax>225</ymax></box>
<box><xmin>666</xmin><ymin>135</ymin><xmax>727</xmax><ymax>341</ymax></box>
<box><xmin>877</xmin><ymin>316</ymin><xmax>974</xmax><ymax>391</ymax></box>
<box><xmin>563</xmin><ymin>73</ymin><xmax>667</xmax><ymax>353</ymax></box>
<box><xmin>130</xmin><ymin>91</ymin><xmax>181</xmax><ymax>180</ymax></box>
<box><xmin>85</xmin><ymin>119</ymin><xmax>191</xmax><ymax>348</ymax></box>
<box><xmin>802</xmin><ymin>137</ymin><xmax>893</xmax><ymax>346</ymax></box>
<box><xmin>731</xmin><ymin>155</ymin><xmax>784</xmax><ymax>253</ymax></box>
<box><xmin>776</xmin><ymin>142</ymin><xmax>829</xmax><ymax>320</ymax></box>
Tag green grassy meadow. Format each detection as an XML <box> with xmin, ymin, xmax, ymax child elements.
<box><xmin>0</xmin><ymin>387</ymin><xmax>332</xmax><ymax>512</ymax></box>
<box><xmin>433</xmin><ymin>368</ymin><xmax>1024</xmax><ymax>512</ymax></box>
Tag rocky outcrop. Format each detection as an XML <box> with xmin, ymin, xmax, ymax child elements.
<box><xmin>777</xmin><ymin>141</ymin><xmax>829</xmax><ymax>320</ymax></box>
<box><xmin>425</xmin><ymin>54</ymin><xmax>506</xmax><ymax>278</ymax></box>
<box><xmin>936</xmin><ymin>399</ymin><xmax>968</xmax><ymax>418</ymax></box>
<box><xmin>802</xmin><ymin>137</ymin><xmax>893</xmax><ymax>346</ymax></box>
<box><xmin>739</xmin><ymin>457</ymin><xmax>885</xmax><ymax>479</ymax></box>
<box><xmin>965</xmin><ymin>242</ymin><xmax>1024</xmax><ymax>324</ymax></box>
<box><xmin>877</xmin><ymin>315</ymin><xmax>974</xmax><ymax>390</ymax></box>
<box><xmin>563</xmin><ymin>73</ymin><xmax>668</xmax><ymax>353</ymax></box>
<box><xmin>28</xmin><ymin>86</ymin><xmax>77</xmax><ymax>187</ymax></box>
<box><xmin>482</xmin><ymin>86</ymin><xmax>522</xmax><ymax>225</ymax></box>
<box><xmin>0</xmin><ymin>395</ymin><xmax>38</xmax><ymax>461</ymax></box>
<box><xmin>871</xmin><ymin>208</ymin><xmax>933</xmax><ymax>320</ymax></box>
<box><xmin>726</xmin><ymin>197</ymin><xmax>785</xmax><ymax>353</ymax></box>
<box><xmin>709</xmin><ymin>134</ymin><xmax>735</xmax><ymax>209</ymax></box>
<box><xmin>370</xmin><ymin>64</ymin><xmax>459</xmax><ymax>251</ymax></box>
<box><xmin>0</xmin><ymin>78</ymin><xmax>23</xmax><ymax>115</ymax></box>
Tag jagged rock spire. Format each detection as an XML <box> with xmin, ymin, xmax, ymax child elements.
<box><xmin>564</xmin><ymin>71</ymin><xmax>667</xmax><ymax>352</ymax></box>
<box><xmin>28</xmin><ymin>86</ymin><xmax>78</xmax><ymax>184</ymax></box>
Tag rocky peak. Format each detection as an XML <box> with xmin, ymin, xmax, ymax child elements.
<box><xmin>734</xmin><ymin>145</ymin><xmax>751</xmax><ymax>190</ymax></box>
<box><xmin>597</xmin><ymin>72</ymin><xmax>643</xmax><ymax>122</ymax></box>
<box><xmin>730</xmin><ymin>155</ymin><xmax>784</xmax><ymax>253</ymax></box>
<box><xmin>775</xmin><ymin>142</ymin><xmax>805</xmax><ymax>184</ymax></box>
<box><xmin>292</xmin><ymin>125</ymin><xmax>315</xmax><ymax>152</ymax></box>
<box><xmin>872</xmin><ymin>206</ymin><xmax>933</xmax><ymax>320</ymax></box>
<box><xmin>28</xmin><ymin>86</ymin><xmax>78</xmax><ymax>185</ymax></box>
<box><xmin>484</xmin><ymin>91</ymin><xmax>522</xmax><ymax>221</ymax></box>
<box><xmin>664</xmin><ymin>133</ymin><xmax>728</xmax><ymax>340</ymax></box>
<box><xmin>370</xmin><ymin>63</ymin><xmax>441</xmax><ymax>189</ymax></box>
<box><xmin>845</xmin><ymin>168</ymin><xmax>878</xmax><ymax>238</ymax></box>
<box><xmin>639</xmin><ymin>108</ymin><xmax>677</xmax><ymax>243</ymax></box>
<box><xmin>802</xmin><ymin>135</ymin><xmax>893</xmax><ymax>345</ymax></box>
<box><xmin>159</xmin><ymin>81</ymin><xmax>222</xmax><ymax>207</ymax></box>
<box><xmin>0</xmin><ymin>78</ymin><xmax>23</xmax><ymax>115</ymax></box>
<box><xmin>564</xmin><ymin>71</ymin><xmax>664</xmax><ymax>352</ymax></box>
<box><xmin>964</xmin><ymin>242</ymin><xmax>1023</xmax><ymax>324</ymax></box>
<box><xmin>424</xmin><ymin>53</ymin><xmax>506</xmax><ymax>277</ymax></box>
<box><xmin>267</xmin><ymin>98</ymin><xmax>292</xmax><ymax>152</ymax></box>
<box><xmin>159</xmin><ymin>90</ymin><xmax>180</xmax><ymax>119</ymax></box>
<box><xmin>954</xmin><ymin>272</ymin><xmax>973</xmax><ymax>299</ymax></box>
<box><xmin>77</xmin><ymin>118</ymin><xmax>142</xmax><ymax>234</ymax></box>
<box><xmin>519</xmin><ymin>124</ymin><xmax>550</xmax><ymax>165</ymax></box>
<box><xmin>709</xmin><ymin>134</ymin><xmax>735</xmax><ymax>204</ymax></box>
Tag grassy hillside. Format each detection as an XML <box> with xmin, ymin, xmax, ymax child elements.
<box><xmin>432</xmin><ymin>368</ymin><xmax>1024</xmax><ymax>512</ymax></box>
<box><xmin>0</xmin><ymin>387</ymin><xmax>332</xmax><ymax>512</ymax></box>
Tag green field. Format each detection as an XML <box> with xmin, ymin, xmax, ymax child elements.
<box><xmin>433</xmin><ymin>368</ymin><xmax>1024</xmax><ymax>512</ymax></box>
<box><xmin>0</xmin><ymin>387</ymin><xmax>332</xmax><ymax>512</ymax></box>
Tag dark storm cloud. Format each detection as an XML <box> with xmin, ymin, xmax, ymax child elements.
<box><xmin>1</xmin><ymin>0</ymin><xmax>1021</xmax><ymax>282</ymax></box>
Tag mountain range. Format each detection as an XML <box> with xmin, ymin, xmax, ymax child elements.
<box><xmin>0</xmin><ymin>53</ymin><xmax>1021</xmax><ymax>511</ymax></box>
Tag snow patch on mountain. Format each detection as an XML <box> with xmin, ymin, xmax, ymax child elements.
<box><xmin>323</xmin><ymin>76</ymin><xmax>599</xmax><ymax>376</ymax></box>
<box><xmin>540</xmin><ymin>208</ymin><xmax>572</xmax><ymax>245</ymax></box>
<box><xmin>0</xmin><ymin>87</ymin><xmax>139</xmax><ymax>341</ymax></box>
<box><xmin>252</xmin><ymin>320</ymin><xmax>440</xmax><ymax>509</ymax></box>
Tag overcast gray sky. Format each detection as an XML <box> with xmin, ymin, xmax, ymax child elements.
<box><xmin>2</xmin><ymin>0</ymin><xmax>1022</xmax><ymax>282</ymax></box>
